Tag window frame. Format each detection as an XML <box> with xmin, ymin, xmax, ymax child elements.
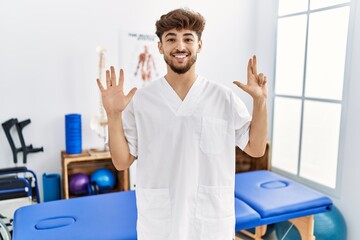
<box><xmin>270</xmin><ymin>0</ymin><xmax>356</xmax><ymax>197</ymax></box>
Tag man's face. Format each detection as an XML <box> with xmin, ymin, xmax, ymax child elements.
<box><xmin>158</xmin><ymin>28</ymin><xmax>202</xmax><ymax>74</ymax></box>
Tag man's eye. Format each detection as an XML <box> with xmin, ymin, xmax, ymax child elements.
<box><xmin>167</xmin><ymin>39</ymin><xmax>175</xmax><ymax>42</ymax></box>
<box><xmin>185</xmin><ymin>38</ymin><xmax>194</xmax><ymax>42</ymax></box>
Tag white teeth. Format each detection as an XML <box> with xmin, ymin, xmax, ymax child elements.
<box><xmin>173</xmin><ymin>54</ymin><xmax>187</xmax><ymax>58</ymax></box>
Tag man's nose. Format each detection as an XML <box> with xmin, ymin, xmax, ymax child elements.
<box><xmin>175</xmin><ymin>41</ymin><xmax>186</xmax><ymax>51</ymax></box>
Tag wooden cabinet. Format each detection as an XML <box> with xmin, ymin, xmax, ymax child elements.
<box><xmin>235</xmin><ymin>143</ymin><xmax>270</xmax><ymax>173</ymax></box>
<box><xmin>61</xmin><ymin>150</ymin><xmax>129</xmax><ymax>199</ymax></box>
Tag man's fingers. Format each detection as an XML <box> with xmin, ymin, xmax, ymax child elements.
<box><xmin>110</xmin><ymin>66</ymin><xmax>116</xmax><ymax>86</ymax></box>
<box><xmin>96</xmin><ymin>79</ymin><xmax>105</xmax><ymax>91</ymax></box>
<box><xmin>252</xmin><ymin>55</ymin><xmax>257</xmax><ymax>75</ymax></box>
<box><xmin>102</xmin><ymin>67</ymin><xmax>130</xmax><ymax>92</ymax></box>
<box><xmin>247</xmin><ymin>58</ymin><xmax>252</xmax><ymax>77</ymax></box>
<box><xmin>248</xmin><ymin>55</ymin><xmax>258</xmax><ymax>77</ymax></box>
<box><xmin>233</xmin><ymin>81</ymin><xmax>248</xmax><ymax>92</ymax></box>
<box><xmin>258</xmin><ymin>73</ymin><xmax>265</xmax><ymax>86</ymax></box>
<box><xmin>126</xmin><ymin>87</ymin><xmax>137</xmax><ymax>101</ymax></box>
<box><xmin>106</xmin><ymin>70</ymin><xmax>111</xmax><ymax>88</ymax></box>
<box><xmin>119</xmin><ymin>68</ymin><xmax>124</xmax><ymax>88</ymax></box>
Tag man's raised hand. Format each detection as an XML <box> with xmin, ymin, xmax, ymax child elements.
<box><xmin>96</xmin><ymin>66</ymin><xmax>137</xmax><ymax>116</ymax></box>
<box><xmin>233</xmin><ymin>55</ymin><xmax>267</xmax><ymax>100</ymax></box>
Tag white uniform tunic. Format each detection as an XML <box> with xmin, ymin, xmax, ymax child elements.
<box><xmin>122</xmin><ymin>76</ymin><xmax>251</xmax><ymax>240</ymax></box>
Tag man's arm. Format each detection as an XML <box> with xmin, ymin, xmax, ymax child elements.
<box><xmin>97</xmin><ymin>66</ymin><xmax>137</xmax><ymax>170</ymax></box>
<box><xmin>244</xmin><ymin>96</ymin><xmax>267</xmax><ymax>157</ymax></box>
<box><xmin>107</xmin><ymin>112</ymin><xmax>136</xmax><ymax>170</ymax></box>
<box><xmin>233</xmin><ymin>55</ymin><xmax>268</xmax><ymax>157</ymax></box>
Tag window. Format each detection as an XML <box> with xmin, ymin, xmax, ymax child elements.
<box><xmin>272</xmin><ymin>0</ymin><xmax>351</xmax><ymax>193</ymax></box>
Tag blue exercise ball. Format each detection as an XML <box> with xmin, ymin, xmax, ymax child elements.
<box><xmin>313</xmin><ymin>205</ymin><xmax>347</xmax><ymax>239</ymax></box>
<box><xmin>274</xmin><ymin>221</ymin><xmax>301</xmax><ymax>239</ymax></box>
<box><xmin>275</xmin><ymin>206</ymin><xmax>347</xmax><ymax>240</ymax></box>
<box><xmin>90</xmin><ymin>168</ymin><xmax>116</xmax><ymax>193</ymax></box>
<box><xmin>69</xmin><ymin>173</ymin><xmax>89</xmax><ymax>195</ymax></box>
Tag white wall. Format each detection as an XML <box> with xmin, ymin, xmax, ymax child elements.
<box><xmin>334</xmin><ymin>0</ymin><xmax>360</xmax><ymax>239</ymax></box>
<box><xmin>0</xmin><ymin>0</ymin><xmax>257</xmax><ymax>199</ymax></box>
<box><xmin>254</xmin><ymin>0</ymin><xmax>278</xmax><ymax>138</ymax></box>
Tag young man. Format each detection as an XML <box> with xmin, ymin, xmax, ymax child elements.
<box><xmin>97</xmin><ymin>8</ymin><xmax>267</xmax><ymax>240</ymax></box>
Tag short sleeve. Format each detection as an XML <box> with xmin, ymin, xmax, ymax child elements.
<box><xmin>231</xmin><ymin>92</ymin><xmax>252</xmax><ymax>150</ymax></box>
<box><xmin>122</xmin><ymin>100</ymin><xmax>138</xmax><ymax>158</ymax></box>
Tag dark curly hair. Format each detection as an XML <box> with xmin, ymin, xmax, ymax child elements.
<box><xmin>155</xmin><ymin>8</ymin><xmax>206</xmax><ymax>41</ymax></box>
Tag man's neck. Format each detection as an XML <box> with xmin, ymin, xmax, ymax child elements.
<box><xmin>164</xmin><ymin>69</ymin><xmax>197</xmax><ymax>101</ymax></box>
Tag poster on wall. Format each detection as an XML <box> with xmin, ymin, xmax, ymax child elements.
<box><xmin>119</xmin><ymin>31</ymin><xmax>166</xmax><ymax>94</ymax></box>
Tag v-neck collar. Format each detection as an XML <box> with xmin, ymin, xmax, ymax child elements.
<box><xmin>160</xmin><ymin>76</ymin><xmax>203</xmax><ymax>115</ymax></box>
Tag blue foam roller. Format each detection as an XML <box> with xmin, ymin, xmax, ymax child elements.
<box><xmin>65</xmin><ymin>113</ymin><xmax>82</xmax><ymax>154</ymax></box>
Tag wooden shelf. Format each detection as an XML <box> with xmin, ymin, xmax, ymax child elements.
<box><xmin>61</xmin><ymin>150</ymin><xmax>129</xmax><ymax>199</ymax></box>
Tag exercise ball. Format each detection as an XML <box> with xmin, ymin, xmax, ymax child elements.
<box><xmin>69</xmin><ymin>173</ymin><xmax>89</xmax><ymax>195</ymax></box>
<box><xmin>313</xmin><ymin>205</ymin><xmax>347</xmax><ymax>239</ymax></box>
<box><xmin>275</xmin><ymin>206</ymin><xmax>347</xmax><ymax>240</ymax></box>
<box><xmin>274</xmin><ymin>221</ymin><xmax>301</xmax><ymax>240</ymax></box>
<box><xmin>90</xmin><ymin>168</ymin><xmax>116</xmax><ymax>193</ymax></box>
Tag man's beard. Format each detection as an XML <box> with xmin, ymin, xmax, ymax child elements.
<box><xmin>164</xmin><ymin>52</ymin><xmax>197</xmax><ymax>74</ymax></box>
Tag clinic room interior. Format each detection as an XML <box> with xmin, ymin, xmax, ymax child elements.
<box><xmin>1</xmin><ymin>0</ymin><xmax>359</xmax><ymax>239</ymax></box>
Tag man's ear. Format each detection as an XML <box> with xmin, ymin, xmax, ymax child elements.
<box><xmin>197</xmin><ymin>40</ymin><xmax>203</xmax><ymax>53</ymax></box>
<box><xmin>158</xmin><ymin>41</ymin><xmax>164</xmax><ymax>54</ymax></box>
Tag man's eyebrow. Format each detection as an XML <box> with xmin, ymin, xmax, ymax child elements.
<box><xmin>164</xmin><ymin>32</ymin><xmax>176</xmax><ymax>38</ymax></box>
<box><xmin>164</xmin><ymin>32</ymin><xmax>195</xmax><ymax>38</ymax></box>
<box><xmin>183</xmin><ymin>33</ymin><xmax>195</xmax><ymax>38</ymax></box>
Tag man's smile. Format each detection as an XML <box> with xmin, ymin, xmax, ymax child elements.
<box><xmin>172</xmin><ymin>52</ymin><xmax>189</xmax><ymax>59</ymax></box>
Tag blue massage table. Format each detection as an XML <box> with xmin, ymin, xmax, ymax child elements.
<box><xmin>12</xmin><ymin>170</ymin><xmax>333</xmax><ymax>240</ymax></box>
<box><xmin>234</xmin><ymin>171</ymin><xmax>332</xmax><ymax>239</ymax></box>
